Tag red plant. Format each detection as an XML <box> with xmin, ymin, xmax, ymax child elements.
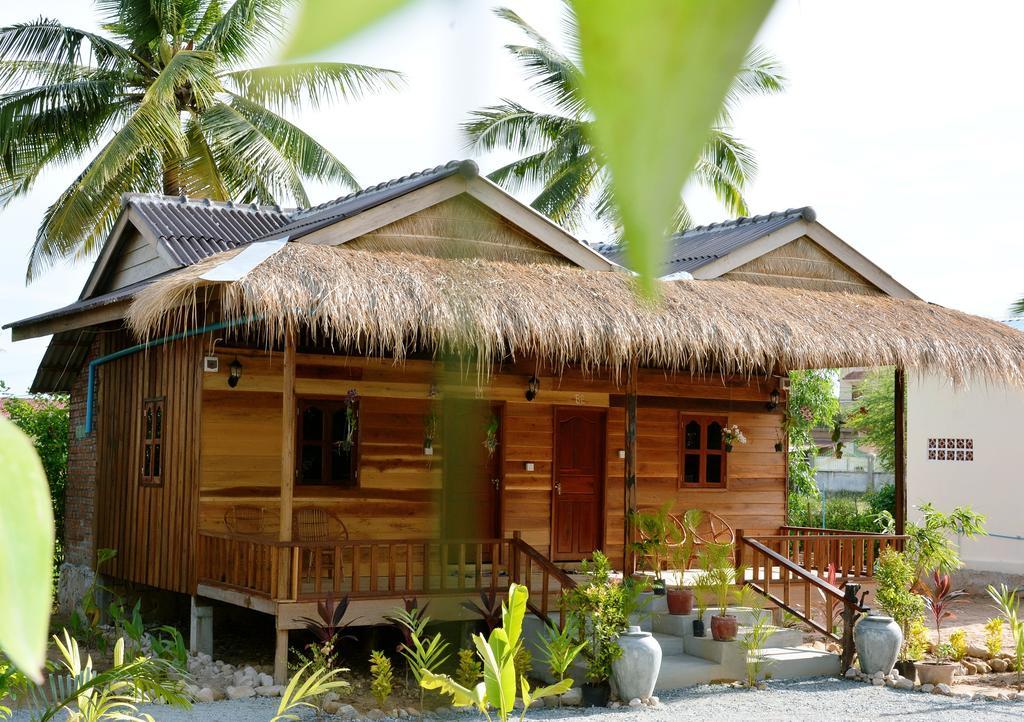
<box><xmin>919</xmin><ymin>571</ymin><xmax>967</xmax><ymax>647</ymax></box>
<box><xmin>460</xmin><ymin>590</ymin><xmax>503</xmax><ymax>631</ymax></box>
<box><xmin>816</xmin><ymin>563</ymin><xmax>844</xmax><ymax>634</ymax></box>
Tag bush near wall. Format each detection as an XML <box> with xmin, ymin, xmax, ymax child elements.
<box><xmin>788</xmin><ymin>483</ymin><xmax>895</xmax><ymax>532</ymax></box>
<box><xmin>1</xmin><ymin>382</ymin><xmax>69</xmax><ymax>581</ymax></box>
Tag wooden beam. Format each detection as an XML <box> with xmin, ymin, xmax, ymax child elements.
<box><xmin>893</xmin><ymin>368</ymin><xmax>907</xmax><ymax>535</ymax></box>
<box><xmin>608</xmin><ymin>395</ymin><xmax>778</xmax><ymax>415</ymax></box>
<box><xmin>277</xmin><ymin>327</ymin><xmax>297</xmax><ymax>605</ymax></box>
<box><xmin>623</xmin><ymin>358</ymin><xmax>639</xmax><ymax>574</ymax></box>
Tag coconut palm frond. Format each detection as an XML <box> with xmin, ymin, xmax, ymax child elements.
<box><xmin>221</xmin><ymin>61</ymin><xmax>402</xmax><ymax>112</ymax></box>
<box><xmin>463</xmin><ymin>101</ymin><xmax>574</xmax><ymax>154</ymax></box>
<box><xmin>0</xmin><ymin>17</ymin><xmax>146</xmax><ymax>72</ymax></box>
<box><xmin>198</xmin><ymin>0</ymin><xmax>289</xmax><ymax>62</ymax></box>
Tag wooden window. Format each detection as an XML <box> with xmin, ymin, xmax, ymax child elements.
<box><xmin>298</xmin><ymin>399</ymin><xmax>358</xmax><ymax>487</ymax></box>
<box><xmin>679</xmin><ymin>414</ymin><xmax>728</xmax><ymax>488</ymax></box>
<box><xmin>140</xmin><ymin>397</ymin><xmax>164</xmax><ymax>486</ymax></box>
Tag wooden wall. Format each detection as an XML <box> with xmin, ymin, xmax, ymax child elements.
<box><xmin>198</xmin><ymin>349</ymin><xmax>786</xmax><ymax>567</ymax></box>
<box><xmin>94</xmin><ymin>333</ymin><xmax>202</xmax><ymax>594</ymax></box>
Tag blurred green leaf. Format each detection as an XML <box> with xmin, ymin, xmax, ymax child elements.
<box><xmin>283</xmin><ymin>0</ymin><xmax>413</xmax><ymax>59</ymax></box>
<box><xmin>573</xmin><ymin>0</ymin><xmax>774</xmax><ymax>294</ymax></box>
<box><xmin>0</xmin><ymin>416</ymin><xmax>55</xmax><ymax>683</ymax></box>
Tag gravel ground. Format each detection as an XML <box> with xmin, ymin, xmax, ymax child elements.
<box><xmin>8</xmin><ymin>678</ymin><xmax>1022</xmax><ymax>722</ymax></box>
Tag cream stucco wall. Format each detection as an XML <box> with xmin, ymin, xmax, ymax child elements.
<box><xmin>907</xmin><ymin>373</ymin><xmax>1024</xmax><ymax>574</ymax></box>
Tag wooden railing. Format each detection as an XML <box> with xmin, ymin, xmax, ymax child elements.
<box><xmin>197</xmin><ymin>531</ymin><xmax>576</xmax><ymax>622</ymax></box>
<box><xmin>739</xmin><ymin>535</ymin><xmax>867</xmax><ymax>670</ymax></box>
<box><xmin>737</xmin><ymin>528</ymin><xmax>907</xmax><ymax>582</ymax></box>
<box><xmin>508</xmin><ymin>531</ymin><xmax>577</xmax><ymax>627</ymax></box>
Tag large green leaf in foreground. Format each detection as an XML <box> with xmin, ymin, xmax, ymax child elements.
<box><xmin>283</xmin><ymin>0</ymin><xmax>413</xmax><ymax>59</ymax></box>
<box><xmin>0</xmin><ymin>416</ymin><xmax>54</xmax><ymax>682</ymax></box>
<box><xmin>573</xmin><ymin>0</ymin><xmax>775</xmax><ymax>294</ymax></box>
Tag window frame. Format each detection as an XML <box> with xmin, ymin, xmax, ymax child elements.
<box><xmin>296</xmin><ymin>397</ymin><xmax>360</xmax><ymax>488</ymax></box>
<box><xmin>140</xmin><ymin>396</ymin><xmax>165</xmax><ymax>487</ymax></box>
<box><xmin>678</xmin><ymin>414</ymin><xmax>729</xmax><ymax>489</ymax></box>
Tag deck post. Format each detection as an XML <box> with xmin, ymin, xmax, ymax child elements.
<box><xmin>624</xmin><ymin>357</ymin><xmax>639</xmax><ymax>575</ymax></box>
<box><xmin>893</xmin><ymin>368</ymin><xmax>906</xmax><ymax>535</ymax></box>
<box><xmin>189</xmin><ymin>596</ymin><xmax>213</xmax><ymax>657</ymax></box>
<box><xmin>274</xmin><ymin>327</ymin><xmax>297</xmax><ymax>683</ymax></box>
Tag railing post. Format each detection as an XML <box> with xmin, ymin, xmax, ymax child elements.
<box><xmin>735</xmin><ymin>529</ymin><xmax>745</xmax><ymax>569</ymax></box>
<box><xmin>841</xmin><ymin>582</ymin><xmax>861</xmax><ymax>673</ymax></box>
<box><xmin>511</xmin><ymin>531</ymin><xmax>522</xmax><ymax>584</ymax></box>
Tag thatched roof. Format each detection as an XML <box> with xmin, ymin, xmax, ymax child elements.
<box><xmin>127</xmin><ymin>243</ymin><xmax>1024</xmax><ymax>385</ymax></box>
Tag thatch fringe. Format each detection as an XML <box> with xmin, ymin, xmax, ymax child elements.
<box><xmin>127</xmin><ymin>244</ymin><xmax>1024</xmax><ymax>386</ymax></box>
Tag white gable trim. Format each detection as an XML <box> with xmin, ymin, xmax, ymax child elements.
<box><xmin>687</xmin><ymin>219</ymin><xmax>919</xmax><ymax>300</ymax></box>
<box><xmin>298</xmin><ymin>174</ymin><xmax>616</xmax><ymax>271</ymax></box>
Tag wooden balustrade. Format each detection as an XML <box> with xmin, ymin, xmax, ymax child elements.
<box><xmin>737</xmin><ymin>528</ymin><xmax>907</xmax><ymax>581</ymax></box>
<box><xmin>197</xmin><ymin>532</ymin><xmax>575</xmax><ymax>621</ymax></box>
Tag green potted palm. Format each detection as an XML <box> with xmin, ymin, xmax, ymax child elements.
<box><xmin>697</xmin><ymin>542</ymin><xmax>741</xmax><ymax>641</ymax></box>
<box><xmin>692</xmin><ymin>572</ymin><xmax>712</xmax><ymax>637</ymax></box>
<box><xmin>665</xmin><ymin>509</ymin><xmax>703</xmax><ymax>615</ymax></box>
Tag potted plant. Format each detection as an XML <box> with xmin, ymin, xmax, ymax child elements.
<box><xmin>722</xmin><ymin>424</ymin><xmax>746</xmax><ymax>453</ymax></box>
<box><xmin>692</xmin><ymin>571</ymin><xmax>710</xmax><ymax>637</ymax></box>
<box><xmin>698</xmin><ymin>541</ymin><xmax>741</xmax><ymax>641</ymax></box>
<box><xmin>914</xmin><ymin>570</ymin><xmax>967</xmax><ymax>686</ymax></box>
<box><xmin>629</xmin><ymin>504</ymin><xmax>673</xmax><ymax>595</ymax></box>
<box><xmin>665</xmin><ymin>509</ymin><xmax>703</xmax><ymax>615</ymax></box>
<box><xmin>563</xmin><ymin>552</ymin><xmax>628</xmax><ymax>707</ymax></box>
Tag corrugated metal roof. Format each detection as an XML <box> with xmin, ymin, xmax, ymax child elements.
<box><xmin>125</xmin><ymin>194</ymin><xmax>293</xmax><ymax>265</ymax></box>
<box><xmin>28</xmin><ymin>329</ymin><xmax>93</xmax><ymax>394</ymax></box>
<box><xmin>5</xmin><ymin>276</ymin><xmax>158</xmax><ymax>332</ymax></box>
<box><xmin>595</xmin><ymin>206</ymin><xmax>815</xmax><ymax>274</ymax></box>
<box><xmin>267</xmin><ymin>159</ymin><xmax>479</xmax><ymax>241</ymax></box>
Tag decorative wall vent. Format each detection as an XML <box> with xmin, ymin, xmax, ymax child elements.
<box><xmin>927</xmin><ymin>438</ymin><xmax>973</xmax><ymax>461</ymax></box>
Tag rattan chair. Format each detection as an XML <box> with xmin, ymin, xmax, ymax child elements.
<box><xmin>293</xmin><ymin>508</ymin><xmax>349</xmax><ymax>585</ymax></box>
<box><xmin>224</xmin><ymin>505</ymin><xmax>265</xmax><ymax>535</ymax></box>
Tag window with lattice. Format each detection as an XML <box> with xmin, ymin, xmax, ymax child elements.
<box><xmin>679</xmin><ymin>415</ymin><xmax>728</xmax><ymax>488</ymax></box>
<box><xmin>140</xmin><ymin>398</ymin><xmax>164</xmax><ymax>486</ymax></box>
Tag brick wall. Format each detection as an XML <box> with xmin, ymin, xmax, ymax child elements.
<box><xmin>64</xmin><ymin>337</ymin><xmax>101</xmax><ymax>568</ymax></box>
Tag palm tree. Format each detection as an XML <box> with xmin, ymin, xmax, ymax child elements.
<box><xmin>0</xmin><ymin>0</ymin><xmax>401</xmax><ymax>280</ymax></box>
<box><xmin>464</xmin><ymin>5</ymin><xmax>785</xmax><ymax>237</ymax></box>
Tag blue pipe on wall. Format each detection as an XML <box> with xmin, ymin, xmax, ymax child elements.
<box><xmin>84</xmin><ymin>317</ymin><xmax>252</xmax><ymax>433</ymax></box>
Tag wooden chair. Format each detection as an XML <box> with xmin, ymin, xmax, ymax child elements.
<box><xmin>293</xmin><ymin>508</ymin><xmax>349</xmax><ymax>587</ymax></box>
<box><xmin>689</xmin><ymin>510</ymin><xmax>735</xmax><ymax>566</ymax></box>
<box><xmin>224</xmin><ymin>505</ymin><xmax>264</xmax><ymax>535</ymax></box>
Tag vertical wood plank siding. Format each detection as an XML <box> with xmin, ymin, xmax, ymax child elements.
<box><xmin>94</xmin><ymin>332</ymin><xmax>202</xmax><ymax>593</ymax></box>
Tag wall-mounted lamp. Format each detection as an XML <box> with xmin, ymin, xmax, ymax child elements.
<box><xmin>524</xmin><ymin>462</ymin><xmax>535</xmax><ymax>472</ymax></box>
<box><xmin>618</xmin><ymin>449</ymin><xmax>626</xmax><ymax>459</ymax></box>
<box><xmin>766</xmin><ymin>388</ymin><xmax>780</xmax><ymax>411</ymax></box>
<box><xmin>227</xmin><ymin>358</ymin><xmax>243</xmax><ymax>388</ymax></box>
<box><xmin>525</xmin><ymin>375</ymin><xmax>540</xmax><ymax>401</ymax></box>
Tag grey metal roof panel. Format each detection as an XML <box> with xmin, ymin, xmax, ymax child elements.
<box><xmin>594</xmin><ymin>206</ymin><xmax>815</xmax><ymax>274</ymax></box>
<box><xmin>4</xmin><ymin>276</ymin><xmax>161</xmax><ymax>332</ymax></box>
<box><xmin>29</xmin><ymin>330</ymin><xmax>94</xmax><ymax>394</ymax></box>
<box><xmin>125</xmin><ymin>194</ymin><xmax>293</xmax><ymax>265</ymax></box>
<box><xmin>267</xmin><ymin>159</ymin><xmax>479</xmax><ymax>241</ymax></box>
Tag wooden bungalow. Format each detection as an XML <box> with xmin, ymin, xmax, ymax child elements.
<box><xmin>8</xmin><ymin>160</ymin><xmax>1024</xmax><ymax>682</ymax></box>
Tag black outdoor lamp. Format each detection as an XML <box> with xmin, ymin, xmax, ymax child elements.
<box><xmin>227</xmin><ymin>358</ymin><xmax>243</xmax><ymax>388</ymax></box>
<box><xmin>525</xmin><ymin>375</ymin><xmax>540</xmax><ymax>401</ymax></box>
<box><xmin>767</xmin><ymin>388</ymin><xmax>780</xmax><ymax>411</ymax></box>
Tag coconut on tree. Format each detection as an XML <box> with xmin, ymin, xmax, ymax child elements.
<box><xmin>464</xmin><ymin>4</ymin><xmax>786</xmax><ymax>237</ymax></box>
<box><xmin>0</xmin><ymin>0</ymin><xmax>401</xmax><ymax>279</ymax></box>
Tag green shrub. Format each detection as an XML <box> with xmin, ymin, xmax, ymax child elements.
<box><xmin>369</xmin><ymin>650</ymin><xmax>393</xmax><ymax>708</ymax></box>
<box><xmin>454</xmin><ymin>648</ymin><xmax>481</xmax><ymax>690</ymax></box>
<box><xmin>949</xmin><ymin>629</ymin><xmax>968</xmax><ymax>661</ymax></box>
<box><xmin>874</xmin><ymin>548</ymin><xmax>924</xmax><ymax>661</ymax></box>
<box><xmin>985</xmin><ymin>617</ymin><xmax>1005</xmax><ymax>658</ymax></box>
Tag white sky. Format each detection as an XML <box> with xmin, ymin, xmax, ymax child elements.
<box><xmin>2</xmin><ymin>0</ymin><xmax>1024</xmax><ymax>392</ymax></box>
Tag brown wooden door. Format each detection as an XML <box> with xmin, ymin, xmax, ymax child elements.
<box><xmin>443</xmin><ymin>401</ymin><xmax>502</xmax><ymax>543</ymax></box>
<box><xmin>552</xmin><ymin>408</ymin><xmax>605</xmax><ymax>561</ymax></box>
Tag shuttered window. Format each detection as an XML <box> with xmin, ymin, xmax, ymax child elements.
<box><xmin>140</xmin><ymin>398</ymin><xmax>164</xmax><ymax>486</ymax></box>
<box><xmin>298</xmin><ymin>399</ymin><xmax>359</xmax><ymax>487</ymax></box>
<box><xmin>679</xmin><ymin>414</ymin><xmax>728</xmax><ymax>488</ymax></box>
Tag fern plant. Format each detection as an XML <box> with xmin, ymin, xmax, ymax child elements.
<box><xmin>369</xmin><ymin>651</ymin><xmax>393</xmax><ymax>709</ymax></box>
<box><xmin>269</xmin><ymin>664</ymin><xmax>350</xmax><ymax>722</ymax></box>
<box><xmin>24</xmin><ymin>631</ymin><xmax>189</xmax><ymax>722</ymax></box>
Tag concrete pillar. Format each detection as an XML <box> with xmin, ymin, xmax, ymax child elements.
<box><xmin>189</xmin><ymin>597</ymin><xmax>213</xmax><ymax>657</ymax></box>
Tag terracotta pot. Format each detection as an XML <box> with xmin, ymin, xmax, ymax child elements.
<box><xmin>915</xmin><ymin>661</ymin><xmax>957</xmax><ymax>687</ymax></box>
<box><xmin>580</xmin><ymin>682</ymin><xmax>611</xmax><ymax>707</ymax></box>
<box><xmin>710</xmin><ymin>614</ymin><xmax>738</xmax><ymax>641</ymax></box>
<box><xmin>666</xmin><ymin>588</ymin><xmax>694</xmax><ymax>615</ymax></box>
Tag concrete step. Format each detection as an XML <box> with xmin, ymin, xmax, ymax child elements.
<box><xmin>761</xmin><ymin>647</ymin><xmax>841</xmax><ymax>679</ymax></box>
<box><xmin>651</xmin><ymin>632</ymin><xmax>685</xmax><ymax>657</ymax></box>
<box><xmin>654</xmin><ymin>654</ymin><xmax>726</xmax><ymax>691</ymax></box>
